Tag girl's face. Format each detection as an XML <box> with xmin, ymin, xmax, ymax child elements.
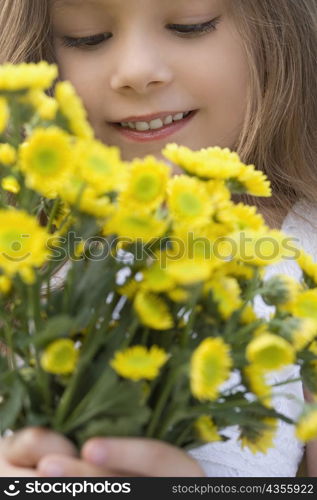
<box><xmin>51</xmin><ymin>0</ymin><xmax>250</xmax><ymax>162</ymax></box>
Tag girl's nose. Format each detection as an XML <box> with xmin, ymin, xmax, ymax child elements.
<box><xmin>109</xmin><ymin>33</ymin><xmax>173</xmax><ymax>95</ymax></box>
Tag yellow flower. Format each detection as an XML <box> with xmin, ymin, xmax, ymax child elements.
<box><xmin>246</xmin><ymin>333</ymin><xmax>295</xmax><ymax>371</ymax></box>
<box><xmin>141</xmin><ymin>263</ymin><xmax>175</xmax><ymax>292</ymax></box>
<box><xmin>297</xmin><ymin>250</ymin><xmax>317</xmax><ymax>287</ymax></box>
<box><xmin>0</xmin><ymin>209</ymin><xmax>50</xmax><ymax>281</ymax></box>
<box><xmin>167</xmin><ymin>175</ymin><xmax>213</xmax><ymax>227</ymax></box>
<box><xmin>167</xmin><ymin>287</ymin><xmax>190</xmax><ymax>303</ymax></box>
<box><xmin>0</xmin><ymin>275</ymin><xmax>12</xmax><ymax>294</ymax></box>
<box><xmin>74</xmin><ymin>241</ymin><xmax>86</xmax><ymax>258</ymax></box>
<box><xmin>205</xmin><ymin>276</ymin><xmax>242</xmax><ymax>319</ymax></box>
<box><xmin>58</xmin><ymin>173</ymin><xmax>113</xmax><ymax>218</ymax></box>
<box><xmin>292</xmin><ymin>289</ymin><xmax>317</xmax><ymax>321</ymax></box>
<box><xmin>18</xmin><ymin>127</ymin><xmax>74</xmax><ymax>198</ymax></box>
<box><xmin>119</xmin><ymin>156</ymin><xmax>169</xmax><ymax>212</ymax></box>
<box><xmin>41</xmin><ymin>339</ymin><xmax>79</xmax><ymax>375</ymax></box>
<box><xmin>206</xmin><ymin>179</ymin><xmax>231</xmax><ymax>204</ymax></box>
<box><xmin>296</xmin><ymin>408</ymin><xmax>317</xmax><ymax>442</ymax></box>
<box><xmin>223</xmin><ymin>261</ymin><xmax>255</xmax><ymax>281</ymax></box>
<box><xmin>55</xmin><ymin>81</ymin><xmax>94</xmax><ymax>139</ymax></box>
<box><xmin>103</xmin><ymin>209</ymin><xmax>167</xmax><ymax>243</ymax></box>
<box><xmin>23</xmin><ymin>89</ymin><xmax>58</xmax><ymax>120</ymax></box>
<box><xmin>75</xmin><ymin>139</ymin><xmax>125</xmax><ymax>194</ymax></box>
<box><xmin>240</xmin><ymin>418</ymin><xmax>277</xmax><ymax>454</ymax></box>
<box><xmin>110</xmin><ymin>345</ymin><xmax>169</xmax><ymax>381</ymax></box>
<box><xmin>163</xmin><ymin>144</ymin><xmax>243</xmax><ymax>180</ymax></box>
<box><xmin>227</xmin><ymin>229</ymin><xmax>294</xmax><ymax>266</ymax></box>
<box><xmin>244</xmin><ymin>365</ymin><xmax>272</xmax><ymax>406</ymax></box>
<box><xmin>1</xmin><ymin>176</ymin><xmax>20</xmax><ymax>194</ymax></box>
<box><xmin>0</xmin><ymin>62</ymin><xmax>58</xmax><ymax>91</ymax></box>
<box><xmin>195</xmin><ymin>415</ymin><xmax>222</xmax><ymax>442</ymax></box>
<box><xmin>230</xmin><ymin>204</ymin><xmax>266</xmax><ymax>231</ymax></box>
<box><xmin>291</xmin><ymin>318</ymin><xmax>317</xmax><ymax>351</ymax></box>
<box><xmin>134</xmin><ymin>291</ymin><xmax>173</xmax><ymax>330</ymax></box>
<box><xmin>233</xmin><ymin>165</ymin><xmax>271</xmax><ymax>197</ymax></box>
<box><xmin>0</xmin><ymin>143</ymin><xmax>17</xmax><ymax>165</ymax></box>
<box><xmin>117</xmin><ymin>279</ymin><xmax>140</xmax><ymax>299</ymax></box>
<box><xmin>190</xmin><ymin>337</ymin><xmax>232</xmax><ymax>401</ymax></box>
<box><xmin>239</xmin><ymin>304</ymin><xmax>258</xmax><ymax>324</ymax></box>
<box><xmin>0</xmin><ymin>97</ymin><xmax>9</xmax><ymax>133</ymax></box>
<box><xmin>166</xmin><ymin>258</ymin><xmax>214</xmax><ymax>286</ymax></box>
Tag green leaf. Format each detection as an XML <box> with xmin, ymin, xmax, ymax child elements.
<box><xmin>301</xmin><ymin>363</ymin><xmax>317</xmax><ymax>394</ymax></box>
<box><xmin>0</xmin><ymin>354</ymin><xmax>8</xmax><ymax>372</ymax></box>
<box><xmin>25</xmin><ymin>315</ymin><xmax>75</xmax><ymax>348</ymax></box>
<box><xmin>0</xmin><ymin>373</ymin><xmax>24</xmax><ymax>433</ymax></box>
<box><xmin>60</xmin><ymin>375</ymin><xmax>148</xmax><ymax>433</ymax></box>
<box><xmin>74</xmin><ymin>407</ymin><xmax>151</xmax><ymax>447</ymax></box>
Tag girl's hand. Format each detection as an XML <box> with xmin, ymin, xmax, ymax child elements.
<box><xmin>0</xmin><ymin>427</ymin><xmax>78</xmax><ymax>477</ymax></box>
<box><xmin>38</xmin><ymin>438</ymin><xmax>205</xmax><ymax>477</ymax></box>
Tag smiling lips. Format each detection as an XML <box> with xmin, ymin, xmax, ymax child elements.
<box><xmin>110</xmin><ymin>110</ymin><xmax>196</xmax><ymax>142</ymax></box>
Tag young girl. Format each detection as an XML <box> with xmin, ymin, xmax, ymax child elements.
<box><xmin>0</xmin><ymin>0</ymin><xmax>316</xmax><ymax>477</ymax></box>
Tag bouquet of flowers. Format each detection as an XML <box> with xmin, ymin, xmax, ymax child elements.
<box><xmin>1</xmin><ymin>62</ymin><xmax>317</xmax><ymax>453</ymax></box>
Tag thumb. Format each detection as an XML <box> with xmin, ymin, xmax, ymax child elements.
<box><xmin>1</xmin><ymin>427</ymin><xmax>78</xmax><ymax>468</ymax></box>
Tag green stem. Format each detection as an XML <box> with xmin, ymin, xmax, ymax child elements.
<box><xmin>180</xmin><ymin>284</ymin><xmax>202</xmax><ymax>348</ymax></box>
<box><xmin>27</xmin><ymin>280</ymin><xmax>51</xmax><ymax>412</ymax></box>
<box><xmin>120</xmin><ymin>318</ymin><xmax>139</xmax><ymax>349</ymax></box>
<box><xmin>140</xmin><ymin>327</ymin><xmax>150</xmax><ymax>346</ymax></box>
<box><xmin>4</xmin><ymin>322</ymin><xmax>17</xmax><ymax>371</ymax></box>
<box><xmin>47</xmin><ymin>198</ymin><xmax>60</xmax><ymax>234</ymax></box>
<box><xmin>146</xmin><ymin>367</ymin><xmax>180</xmax><ymax>438</ymax></box>
<box><xmin>174</xmin><ymin>421</ymin><xmax>194</xmax><ymax>447</ymax></box>
<box><xmin>54</xmin><ymin>302</ymin><xmax>114</xmax><ymax>427</ymax></box>
<box><xmin>156</xmin><ymin>404</ymin><xmax>177</xmax><ymax>440</ymax></box>
<box><xmin>272</xmin><ymin>377</ymin><xmax>302</xmax><ymax>388</ymax></box>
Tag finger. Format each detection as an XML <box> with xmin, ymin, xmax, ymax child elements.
<box><xmin>38</xmin><ymin>454</ymin><xmax>121</xmax><ymax>477</ymax></box>
<box><xmin>82</xmin><ymin>438</ymin><xmax>205</xmax><ymax>477</ymax></box>
<box><xmin>1</xmin><ymin>427</ymin><xmax>78</xmax><ymax>468</ymax></box>
<box><xmin>0</xmin><ymin>451</ymin><xmax>38</xmax><ymax>477</ymax></box>
<box><xmin>304</xmin><ymin>387</ymin><xmax>315</xmax><ymax>403</ymax></box>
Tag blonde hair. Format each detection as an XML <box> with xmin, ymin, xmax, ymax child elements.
<box><xmin>0</xmin><ymin>0</ymin><xmax>316</xmax><ymax>217</ymax></box>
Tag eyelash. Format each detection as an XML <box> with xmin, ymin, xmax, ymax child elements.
<box><xmin>61</xmin><ymin>17</ymin><xmax>221</xmax><ymax>48</ymax></box>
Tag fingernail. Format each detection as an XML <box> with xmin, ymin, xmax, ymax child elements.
<box><xmin>40</xmin><ymin>461</ymin><xmax>64</xmax><ymax>477</ymax></box>
<box><xmin>85</xmin><ymin>444</ymin><xmax>108</xmax><ymax>466</ymax></box>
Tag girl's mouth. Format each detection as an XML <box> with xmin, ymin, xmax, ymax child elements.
<box><xmin>109</xmin><ymin>110</ymin><xmax>197</xmax><ymax>143</ymax></box>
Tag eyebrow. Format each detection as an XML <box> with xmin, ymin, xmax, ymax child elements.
<box><xmin>53</xmin><ymin>0</ymin><xmax>103</xmax><ymax>7</ymax></box>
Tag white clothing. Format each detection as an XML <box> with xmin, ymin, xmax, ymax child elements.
<box><xmin>189</xmin><ymin>200</ymin><xmax>317</xmax><ymax>476</ymax></box>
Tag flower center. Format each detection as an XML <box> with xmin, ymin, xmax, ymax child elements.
<box><xmin>34</xmin><ymin>149</ymin><xmax>59</xmax><ymax>174</ymax></box>
<box><xmin>178</xmin><ymin>192</ymin><xmax>202</xmax><ymax>216</ymax></box>
<box><xmin>134</xmin><ymin>175</ymin><xmax>160</xmax><ymax>201</ymax></box>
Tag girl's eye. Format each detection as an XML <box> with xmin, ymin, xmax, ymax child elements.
<box><xmin>60</xmin><ymin>16</ymin><xmax>221</xmax><ymax>49</ymax></box>
<box><xmin>167</xmin><ymin>16</ymin><xmax>221</xmax><ymax>36</ymax></box>
<box><xmin>61</xmin><ymin>33</ymin><xmax>111</xmax><ymax>48</ymax></box>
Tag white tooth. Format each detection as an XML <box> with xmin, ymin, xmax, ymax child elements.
<box><xmin>135</xmin><ymin>121</ymin><xmax>150</xmax><ymax>131</ymax></box>
<box><xmin>173</xmin><ymin>113</ymin><xmax>184</xmax><ymax>121</ymax></box>
<box><xmin>163</xmin><ymin>115</ymin><xmax>173</xmax><ymax>125</ymax></box>
<box><xmin>121</xmin><ymin>122</ymin><xmax>129</xmax><ymax>127</ymax></box>
<box><xmin>128</xmin><ymin>122</ymin><xmax>136</xmax><ymax>129</ymax></box>
<box><xmin>149</xmin><ymin>118</ymin><xmax>163</xmax><ymax>130</ymax></box>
